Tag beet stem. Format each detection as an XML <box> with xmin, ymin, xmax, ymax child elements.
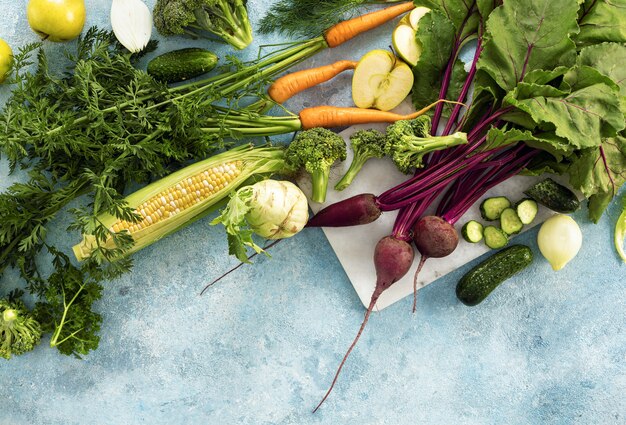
<box><xmin>313</xmin><ymin>293</ymin><xmax>380</xmax><ymax>413</ymax></box>
<box><xmin>412</xmin><ymin>256</ymin><xmax>428</xmax><ymax>314</ymax></box>
<box><xmin>200</xmin><ymin>239</ymin><xmax>283</xmax><ymax>295</ymax></box>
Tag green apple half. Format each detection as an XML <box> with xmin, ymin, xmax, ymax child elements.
<box><xmin>352</xmin><ymin>50</ymin><xmax>414</xmax><ymax>112</ymax></box>
<box><xmin>392</xmin><ymin>6</ymin><xmax>431</xmax><ymax>67</ymax></box>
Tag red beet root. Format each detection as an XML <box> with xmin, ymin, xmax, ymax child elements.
<box><xmin>313</xmin><ymin>236</ymin><xmax>414</xmax><ymax>412</ymax></box>
<box><xmin>413</xmin><ymin>216</ymin><xmax>459</xmax><ymax>258</ymax></box>
<box><xmin>410</xmin><ymin>216</ymin><xmax>459</xmax><ymax>312</ymax></box>
<box><xmin>306</xmin><ymin>193</ymin><xmax>382</xmax><ymax>228</ymax></box>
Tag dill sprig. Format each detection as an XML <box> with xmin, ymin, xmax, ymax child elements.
<box><xmin>258</xmin><ymin>0</ymin><xmax>395</xmax><ymax>39</ymax></box>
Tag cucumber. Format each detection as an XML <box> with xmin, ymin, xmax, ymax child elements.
<box><xmin>483</xmin><ymin>226</ymin><xmax>508</xmax><ymax>249</ymax></box>
<box><xmin>480</xmin><ymin>196</ymin><xmax>511</xmax><ymax>221</ymax></box>
<box><xmin>456</xmin><ymin>244</ymin><xmax>533</xmax><ymax>306</ymax></box>
<box><xmin>147</xmin><ymin>48</ymin><xmax>218</xmax><ymax>83</ymax></box>
<box><xmin>500</xmin><ymin>208</ymin><xmax>523</xmax><ymax>235</ymax></box>
<box><xmin>462</xmin><ymin>220</ymin><xmax>484</xmax><ymax>243</ymax></box>
<box><xmin>515</xmin><ymin>198</ymin><xmax>538</xmax><ymax>225</ymax></box>
<box><xmin>524</xmin><ymin>178</ymin><xmax>580</xmax><ymax>213</ymax></box>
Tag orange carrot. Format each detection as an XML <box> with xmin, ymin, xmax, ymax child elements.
<box><xmin>268</xmin><ymin>60</ymin><xmax>358</xmax><ymax>103</ymax></box>
<box><xmin>324</xmin><ymin>2</ymin><xmax>416</xmax><ymax>48</ymax></box>
<box><xmin>298</xmin><ymin>100</ymin><xmax>463</xmax><ymax>129</ymax></box>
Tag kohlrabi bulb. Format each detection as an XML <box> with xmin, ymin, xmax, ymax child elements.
<box><xmin>246</xmin><ymin>180</ymin><xmax>309</xmax><ymax>239</ymax></box>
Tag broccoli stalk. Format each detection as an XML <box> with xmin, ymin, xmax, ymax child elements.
<box><xmin>1</xmin><ymin>294</ymin><xmax>42</xmax><ymax>360</ymax></box>
<box><xmin>286</xmin><ymin>128</ymin><xmax>347</xmax><ymax>203</ymax></box>
<box><xmin>335</xmin><ymin>129</ymin><xmax>386</xmax><ymax>191</ymax></box>
<box><xmin>385</xmin><ymin>116</ymin><xmax>468</xmax><ymax>174</ymax></box>
<box><xmin>154</xmin><ymin>0</ymin><xmax>254</xmax><ymax>50</ymax></box>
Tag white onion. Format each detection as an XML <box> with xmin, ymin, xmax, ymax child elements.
<box><xmin>537</xmin><ymin>214</ymin><xmax>582</xmax><ymax>271</ymax></box>
<box><xmin>110</xmin><ymin>0</ymin><xmax>152</xmax><ymax>53</ymax></box>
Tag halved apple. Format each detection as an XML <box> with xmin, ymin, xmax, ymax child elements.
<box><xmin>352</xmin><ymin>50</ymin><xmax>414</xmax><ymax>112</ymax></box>
<box><xmin>392</xmin><ymin>6</ymin><xmax>431</xmax><ymax>67</ymax></box>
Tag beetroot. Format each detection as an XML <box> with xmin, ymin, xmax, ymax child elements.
<box><xmin>410</xmin><ymin>216</ymin><xmax>459</xmax><ymax>313</ymax></box>
<box><xmin>306</xmin><ymin>193</ymin><xmax>382</xmax><ymax>228</ymax></box>
<box><xmin>313</xmin><ymin>236</ymin><xmax>414</xmax><ymax>412</ymax></box>
<box><xmin>412</xmin><ymin>216</ymin><xmax>459</xmax><ymax>258</ymax></box>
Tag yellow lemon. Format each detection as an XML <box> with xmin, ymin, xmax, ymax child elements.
<box><xmin>0</xmin><ymin>38</ymin><xmax>12</xmax><ymax>84</ymax></box>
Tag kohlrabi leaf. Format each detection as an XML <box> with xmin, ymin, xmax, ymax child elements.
<box><xmin>569</xmin><ymin>135</ymin><xmax>626</xmax><ymax>222</ymax></box>
<box><xmin>211</xmin><ymin>186</ymin><xmax>264</xmax><ymax>263</ymax></box>
<box><xmin>576</xmin><ymin>0</ymin><xmax>626</xmax><ymax>46</ymax></box>
<box><xmin>504</xmin><ymin>83</ymin><xmax>625</xmax><ymax>149</ymax></box>
<box><xmin>478</xmin><ymin>0</ymin><xmax>579</xmax><ymax>91</ymax></box>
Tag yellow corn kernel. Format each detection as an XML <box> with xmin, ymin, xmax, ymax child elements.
<box><xmin>103</xmin><ymin>161</ymin><xmax>242</xmax><ymax>237</ymax></box>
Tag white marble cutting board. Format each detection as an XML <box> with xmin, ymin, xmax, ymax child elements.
<box><xmin>298</xmin><ymin>121</ymin><xmax>561</xmax><ymax>311</ymax></box>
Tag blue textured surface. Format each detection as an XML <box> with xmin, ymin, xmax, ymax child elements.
<box><xmin>1</xmin><ymin>1</ymin><xmax>625</xmax><ymax>424</ymax></box>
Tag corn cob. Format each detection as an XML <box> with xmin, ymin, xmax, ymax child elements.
<box><xmin>72</xmin><ymin>144</ymin><xmax>286</xmax><ymax>261</ymax></box>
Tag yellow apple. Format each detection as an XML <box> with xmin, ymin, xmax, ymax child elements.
<box><xmin>0</xmin><ymin>38</ymin><xmax>12</xmax><ymax>84</ymax></box>
<box><xmin>392</xmin><ymin>7</ymin><xmax>431</xmax><ymax>67</ymax></box>
<box><xmin>352</xmin><ymin>50</ymin><xmax>414</xmax><ymax>111</ymax></box>
<box><xmin>27</xmin><ymin>0</ymin><xmax>86</xmax><ymax>42</ymax></box>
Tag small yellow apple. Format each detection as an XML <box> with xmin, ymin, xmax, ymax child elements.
<box><xmin>352</xmin><ymin>50</ymin><xmax>414</xmax><ymax>111</ymax></box>
<box><xmin>392</xmin><ymin>7</ymin><xmax>431</xmax><ymax>66</ymax></box>
<box><xmin>0</xmin><ymin>38</ymin><xmax>12</xmax><ymax>84</ymax></box>
<box><xmin>27</xmin><ymin>0</ymin><xmax>86</xmax><ymax>42</ymax></box>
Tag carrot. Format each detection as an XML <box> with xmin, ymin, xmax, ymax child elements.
<box><xmin>299</xmin><ymin>100</ymin><xmax>463</xmax><ymax>129</ymax></box>
<box><xmin>268</xmin><ymin>60</ymin><xmax>358</xmax><ymax>103</ymax></box>
<box><xmin>324</xmin><ymin>2</ymin><xmax>416</xmax><ymax>48</ymax></box>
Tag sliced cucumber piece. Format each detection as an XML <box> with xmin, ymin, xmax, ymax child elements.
<box><xmin>480</xmin><ymin>196</ymin><xmax>512</xmax><ymax>221</ymax></box>
<box><xmin>483</xmin><ymin>226</ymin><xmax>509</xmax><ymax>249</ymax></box>
<box><xmin>462</xmin><ymin>220</ymin><xmax>484</xmax><ymax>243</ymax></box>
<box><xmin>515</xmin><ymin>198</ymin><xmax>538</xmax><ymax>225</ymax></box>
<box><xmin>500</xmin><ymin>208</ymin><xmax>524</xmax><ymax>235</ymax></box>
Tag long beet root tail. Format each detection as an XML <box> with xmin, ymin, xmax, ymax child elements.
<box><xmin>306</xmin><ymin>193</ymin><xmax>382</xmax><ymax>228</ymax></box>
<box><xmin>412</xmin><ymin>255</ymin><xmax>428</xmax><ymax>314</ymax></box>
<box><xmin>313</xmin><ymin>292</ymin><xmax>381</xmax><ymax>413</ymax></box>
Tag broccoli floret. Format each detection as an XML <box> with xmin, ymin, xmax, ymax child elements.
<box><xmin>385</xmin><ymin>116</ymin><xmax>468</xmax><ymax>174</ymax></box>
<box><xmin>334</xmin><ymin>129</ymin><xmax>386</xmax><ymax>191</ymax></box>
<box><xmin>286</xmin><ymin>128</ymin><xmax>346</xmax><ymax>203</ymax></box>
<box><xmin>154</xmin><ymin>0</ymin><xmax>254</xmax><ymax>50</ymax></box>
<box><xmin>1</xmin><ymin>294</ymin><xmax>42</xmax><ymax>360</ymax></box>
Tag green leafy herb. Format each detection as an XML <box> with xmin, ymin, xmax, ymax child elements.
<box><xmin>34</xmin><ymin>248</ymin><xmax>103</xmax><ymax>357</ymax></box>
<box><xmin>259</xmin><ymin>0</ymin><xmax>395</xmax><ymax>39</ymax></box>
